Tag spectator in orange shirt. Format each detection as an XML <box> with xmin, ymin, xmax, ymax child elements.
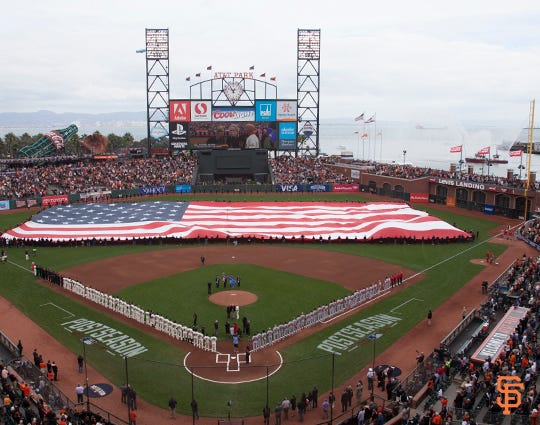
<box><xmin>129</xmin><ymin>409</ymin><xmax>137</xmax><ymax>425</ymax></box>
<box><xmin>509</xmin><ymin>353</ymin><xmax>517</xmax><ymax>369</ymax></box>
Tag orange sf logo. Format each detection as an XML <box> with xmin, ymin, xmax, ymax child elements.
<box><xmin>496</xmin><ymin>376</ymin><xmax>524</xmax><ymax>415</ymax></box>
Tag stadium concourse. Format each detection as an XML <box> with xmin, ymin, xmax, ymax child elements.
<box><xmin>0</xmin><ymin>212</ymin><xmax>532</xmax><ymax>425</ymax></box>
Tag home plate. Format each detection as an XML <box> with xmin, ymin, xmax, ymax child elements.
<box><xmin>232</xmin><ymin>256</ymin><xmax>235</xmax><ymax>259</ymax></box>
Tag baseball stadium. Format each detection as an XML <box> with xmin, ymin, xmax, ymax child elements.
<box><xmin>1</xmin><ymin>29</ymin><xmax>540</xmax><ymax>425</ymax></box>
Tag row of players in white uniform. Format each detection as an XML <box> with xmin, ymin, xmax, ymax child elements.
<box><xmin>60</xmin><ymin>275</ymin><xmax>394</xmax><ymax>353</ymax></box>
<box><xmin>62</xmin><ymin>277</ymin><xmax>217</xmax><ymax>352</ymax></box>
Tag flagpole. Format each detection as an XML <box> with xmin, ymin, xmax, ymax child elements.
<box><xmin>354</xmin><ymin>131</ymin><xmax>360</xmax><ymax>161</ymax></box>
<box><xmin>379</xmin><ymin>130</ymin><xmax>383</xmax><ymax>162</ymax></box>
<box><xmin>374</xmin><ymin>120</ymin><xmax>377</xmax><ymax>163</ymax></box>
<box><xmin>487</xmin><ymin>147</ymin><xmax>491</xmax><ymax>177</ymax></box>
<box><xmin>519</xmin><ymin>153</ymin><xmax>523</xmax><ymax>180</ymax></box>
<box><xmin>367</xmin><ymin>127</ymin><xmax>371</xmax><ymax>162</ymax></box>
<box><xmin>363</xmin><ymin>123</ymin><xmax>366</xmax><ymax>161</ymax></box>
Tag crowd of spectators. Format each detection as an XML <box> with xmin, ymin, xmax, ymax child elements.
<box><xmin>365</xmin><ymin>161</ymin><xmax>540</xmax><ymax>190</ymax></box>
<box><xmin>270</xmin><ymin>155</ymin><xmax>351</xmax><ymax>184</ymax></box>
<box><xmin>2</xmin><ymin>152</ymin><xmax>539</xmax><ymax>200</ymax></box>
<box><xmin>520</xmin><ymin>218</ymin><xmax>540</xmax><ymax>246</ymax></box>
<box><xmin>0</xmin><ymin>154</ymin><xmax>197</xmax><ymax>199</ymax></box>
<box><xmin>421</xmin><ymin>253</ymin><xmax>540</xmax><ymax>425</ymax></box>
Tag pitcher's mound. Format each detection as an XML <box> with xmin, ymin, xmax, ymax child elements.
<box><xmin>209</xmin><ymin>290</ymin><xmax>258</xmax><ymax>306</ymax></box>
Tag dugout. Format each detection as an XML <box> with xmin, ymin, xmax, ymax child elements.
<box><xmin>195</xmin><ymin>149</ymin><xmax>271</xmax><ymax>184</ymax></box>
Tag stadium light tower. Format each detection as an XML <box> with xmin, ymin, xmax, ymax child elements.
<box><xmin>144</xmin><ymin>29</ymin><xmax>170</xmax><ymax>157</ymax></box>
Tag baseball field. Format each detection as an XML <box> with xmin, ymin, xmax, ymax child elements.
<box><xmin>0</xmin><ymin>192</ymin><xmax>511</xmax><ymax>418</ymax></box>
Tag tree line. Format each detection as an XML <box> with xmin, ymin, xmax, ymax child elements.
<box><xmin>0</xmin><ymin>131</ymin><xmax>150</xmax><ymax>158</ymax></box>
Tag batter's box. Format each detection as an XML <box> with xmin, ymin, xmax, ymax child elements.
<box><xmin>215</xmin><ymin>353</ymin><xmax>239</xmax><ymax>372</ymax></box>
<box><xmin>215</xmin><ymin>352</ymin><xmax>250</xmax><ymax>372</ymax></box>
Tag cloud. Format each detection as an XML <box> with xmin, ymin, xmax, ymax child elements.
<box><xmin>0</xmin><ymin>0</ymin><xmax>539</xmax><ymax>124</ymax></box>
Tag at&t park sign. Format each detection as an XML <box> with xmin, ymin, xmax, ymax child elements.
<box><xmin>432</xmin><ymin>178</ymin><xmax>485</xmax><ymax>190</ymax></box>
<box><xmin>214</xmin><ymin>71</ymin><xmax>254</xmax><ymax>79</ymax></box>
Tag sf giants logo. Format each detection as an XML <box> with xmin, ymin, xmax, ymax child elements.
<box><xmin>496</xmin><ymin>376</ymin><xmax>524</xmax><ymax>415</ymax></box>
<box><xmin>170</xmin><ymin>101</ymin><xmax>190</xmax><ymax>122</ymax></box>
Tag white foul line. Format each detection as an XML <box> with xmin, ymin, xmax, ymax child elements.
<box><xmin>40</xmin><ymin>302</ymin><xmax>75</xmax><ymax>318</ymax></box>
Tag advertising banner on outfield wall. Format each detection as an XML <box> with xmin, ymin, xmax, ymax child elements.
<box><xmin>42</xmin><ymin>195</ymin><xmax>68</xmax><ymax>207</ymax></box>
<box><xmin>0</xmin><ymin>200</ymin><xmax>9</xmax><ymax>210</ymax></box>
<box><xmin>276</xmin><ymin>184</ymin><xmax>304</xmax><ymax>192</ymax></box>
<box><xmin>140</xmin><ymin>186</ymin><xmax>167</xmax><ymax>196</ymax></box>
<box><xmin>306</xmin><ymin>184</ymin><xmax>330</xmax><ymax>192</ymax></box>
<box><xmin>410</xmin><ymin>193</ymin><xmax>429</xmax><ymax>203</ymax></box>
<box><xmin>484</xmin><ymin>204</ymin><xmax>495</xmax><ymax>215</ymax></box>
<box><xmin>175</xmin><ymin>184</ymin><xmax>192</xmax><ymax>193</ymax></box>
<box><xmin>332</xmin><ymin>184</ymin><xmax>360</xmax><ymax>192</ymax></box>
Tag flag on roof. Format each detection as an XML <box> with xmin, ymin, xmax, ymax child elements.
<box><xmin>260</xmin><ymin>73</ymin><xmax>266</xmax><ymax>78</ymax></box>
<box><xmin>206</xmin><ymin>65</ymin><xmax>212</xmax><ymax>70</ymax></box>
<box><xmin>477</xmin><ymin>146</ymin><xmax>490</xmax><ymax>155</ymax></box>
<box><xmin>354</xmin><ymin>113</ymin><xmax>365</xmax><ymax>122</ymax></box>
<box><xmin>249</xmin><ymin>65</ymin><xmax>255</xmax><ymax>70</ymax></box>
<box><xmin>509</xmin><ymin>150</ymin><xmax>523</xmax><ymax>157</ymax></box>
<box><xmin>2</xmin><ymin>201</ymin><xmax>472</xmax><ymax>242</ymax></box>
<box><xmin>270</xmin><ymin>77</ymin><xmax>276</xmax><ymax>81</ymax></box>
<box><xmin>186</xmin><ymin>77</ymin><xmax>191</xmax><ymax>81</ymax></box>
<box><xmin>450</xmin><ymin>145</ymin><xmax>462</xmax><ymax>153</ymax></box>
<box><xmin>195</xmin><ymin>73</ymin><xmax>201</xmax><ymax>77</ymax></box>
<box><xmin>364</xmin><ymin>114</ymin><xmax>376</xmax><ymax>124</ymax></box>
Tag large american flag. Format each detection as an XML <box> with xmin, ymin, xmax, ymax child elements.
<box><xmin>2</xmin><ymin>201</ymin><xmax>471</xmax><ymax>241</ymax></box>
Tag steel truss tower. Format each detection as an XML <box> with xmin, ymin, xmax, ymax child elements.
<box><xmin>297</xmin><ymin>29</ymin><xmax>321</xmax><ymax>156</ymax></box>
<box><xmin>145</xmin><ymin>28</ymin><xmax>170</xmax><ymax>155</ymax></box>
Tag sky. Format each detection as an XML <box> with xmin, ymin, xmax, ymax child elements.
<box><xmin>2</xmin><ymin>0</ymin><xmax>540</xmax><ymax>126</ymax></box>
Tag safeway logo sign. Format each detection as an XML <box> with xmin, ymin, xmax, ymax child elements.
<box><xmin>191</xmin><ymin>101</ymin><xmax>212</xmax><ymax>122</ymax></box>
<box><xmin>170</xmin><ymin>100</ymin><xmax>190</xmax><ymax>122</ymax></box>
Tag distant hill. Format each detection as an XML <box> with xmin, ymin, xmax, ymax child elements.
<box><xmin>0</xmin><ymin>110</ymin><xmax>146</xmax><ymax>127</ymax></box>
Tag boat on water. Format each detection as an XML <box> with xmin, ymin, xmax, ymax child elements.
<box><xmin>509</xmin><ymin>127</ymin><xmax>540</xmax><ymax>153</ymax></box>
<box><xmin>465</xmin><ymin>153</ymin><xmax>508</xmax><ymax>165</ymax></box>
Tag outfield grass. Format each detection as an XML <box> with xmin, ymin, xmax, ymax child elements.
<box><xmin>0</xmin><ymin>198</ymin><xmax>509</xmax><ymax>417</ymax></box>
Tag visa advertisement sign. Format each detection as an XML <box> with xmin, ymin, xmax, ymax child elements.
<box><xmin>255</xmin><ymin>101</ymin><xmax>276</xmax><ymax>122</ymax></box>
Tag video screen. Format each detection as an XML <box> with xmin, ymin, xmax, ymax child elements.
<box><xmin>188</xmin><ymin>122</ymin><xmax>278</xmax><ymax>150</ymax></box>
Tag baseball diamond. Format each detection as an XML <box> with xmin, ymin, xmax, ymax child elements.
<box><xmin>0</xmin><ymin>192</ymin><xmax>525</xmax><ymax>425</ymax></box>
